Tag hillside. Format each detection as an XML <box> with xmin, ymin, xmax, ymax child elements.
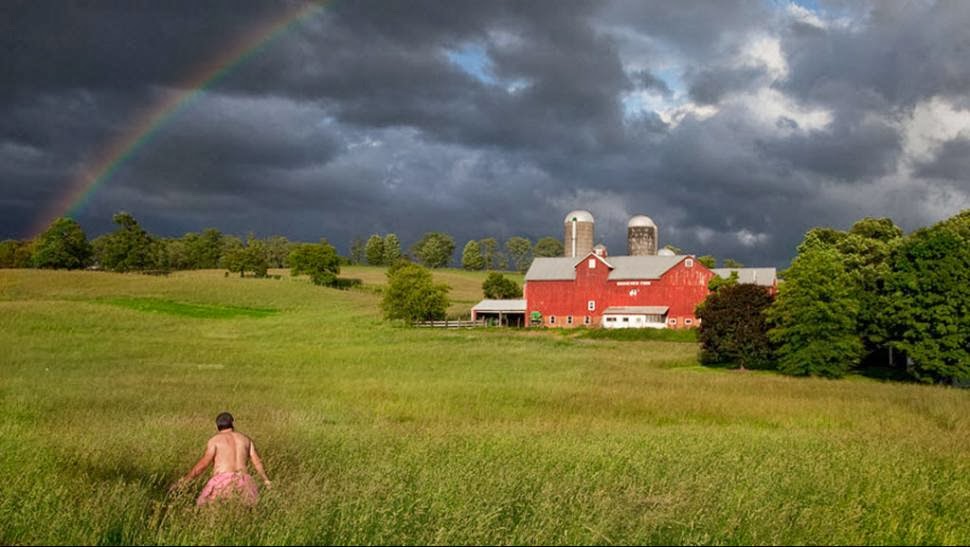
<box><xmin>0</xmin><ymin>269</ymin><xmax>968</xmax><ymax>545</ymax></box>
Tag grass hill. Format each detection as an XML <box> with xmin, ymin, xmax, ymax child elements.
<box><xmin>0</xmin><ymin>268</ymin><xmax>968</xmax><ymax>545</ymax></box>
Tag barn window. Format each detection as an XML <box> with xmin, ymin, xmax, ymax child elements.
<box><xmin>588</xmin><ymin>258</ymin><xmax>596</xmax><ymax>269</ymax></box>
<box><xmin>622</xmin><ymin>317</ymin><xmax>629</xmax><ymax>322</ymax></box>
<box><xmin>685</xmin><ymin>258</ymin><xmax>694</xmax><ymax>268</ymax></box>
<box><xmin>584</xmin><ymin>316</ymin><xmax>591</xmax><ymax>325</ymax></box>
<box><xmin>566</xmin><ymin>315</ymin><xmax>573</xmax><ymax>325</ymax></box>
<box><xmin>587</xmin><ymin>300</ymin><xmax>596</xmax><ymax>311</ymax></box>
<box><xmin>605</xmin><ymin>317</ymin><xmax>615</xmax><ymax>322</ymax></box>
<box><xmin>669</xmin><ymin>318</ymin><xmax>677</xmax><ymax>325</ymax></box>
<box><xmin>685</xmin><ymin>318</ymin><xmax>693</xmax><ymax>326</ymax></box>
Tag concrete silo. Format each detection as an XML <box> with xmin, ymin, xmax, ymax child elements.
<box><xmin>627</xmin><ymin>215</ymin><xmax>658</xmax><ymax>256</ymax></box>
<box><xmin>563</xmin><ymin>210</ymin><xmax>595</xmax><ymax>258</ymax></box>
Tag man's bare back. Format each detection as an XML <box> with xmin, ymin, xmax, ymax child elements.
<box><xmin>175</xmin><ymin>412</ymin><xmax>271</xmax><ymax>504</ymax></box>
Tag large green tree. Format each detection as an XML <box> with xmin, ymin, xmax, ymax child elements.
<box><xmin>885</xmin><ymin>222</ymin><xmax>970</xmax><ymax>383</ymax></box>
<box><xmin>505</xmin><ymin>236</ymin><xmax>533</xmax><ymax>273</ymax></box>
<box><xmin>365</xmin><ymin>234</ymin><xmax>385</xmax><ymax>266</ymax></box>
<box><xmin>381</xmin><ymin>261</ymin><xmax>450</xmax><ymax>322</ymax></box>
<box><xmin>289</xmin><ymin>240</ymin><xmax>341</xmax><ymax>286</ymax></box>
<box><xmin>533</xmin><ymin>236</ymin><xmax>564</xmax><ymax>258</ymax></box>
<box><xmin>383</xmin><ymin>233</ymin><xmax>401</xmax><ymax>264</ymax></box>
<box><xmin>697</xmin><ymin>283</ymin><xmax>774</xmax><ymax>370</ymax></box>
<box><xmin>479</xmin><ymin>237</ymin><xmax>504</xmax><ymax>270</ymax></box>
<box><xmin>461</xmin><ymin>240</ymin><xmax>485</xmax><ymax>270</ymax></box>
<box><xmin>482</xmin><ymin>272</ymin><xmax>522</xmax><ymax>299</ymax></box>
<box><xmin>766</xmin><ymin>246</ymin><xmax>863</xmax><ymax>378</ymax></box>
<box><xmin>412</xmin><ymin>232</ymin><xmax>455</xmax><ymax>268</ymax></box>
<box><xmin>798</xmin><ymin>218</ymin><xmax>904</xmax><ymax>365</ymax></box>
<box><xmin>223</xmin><ymin>235</ymin><xmax>269</xmax><ymax>278</ymax></box>
<box><xmin>95</xmin><ymin>212</ymin><xmax>166</xmax><ymax>272</ymax></box>
<box><xmin>31</xmin><ymin>217</ymin><xmax>92</xmax><ymax>269</ymax></box>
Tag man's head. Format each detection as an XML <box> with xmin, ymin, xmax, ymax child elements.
<box><xmin>216</xmin><ymin>412</ymin><xmax>234</xmax><ymax>431</ymax></box>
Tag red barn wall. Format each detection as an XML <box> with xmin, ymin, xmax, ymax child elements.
<box><xmin>525</xmin><ymin>256</ymin><xmax>714</xmax><ymax>328</ymax></box>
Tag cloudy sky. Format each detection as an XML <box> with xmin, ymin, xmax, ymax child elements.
<box><xmin>3</xmin><ymin>0</ymin><xmax>970</xmax><ymax>266</ymax></box>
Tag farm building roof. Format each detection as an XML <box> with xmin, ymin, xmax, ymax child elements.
<box><xmin>712</xmin><ymin>268</ymin><xmax>777</xmax><ymax>287</ymax></box>
<box><xmin>602</xmin><ymin>306</ymin><xmax>669</xmax><ymax>315</ymax></box>
<box><xmin>525</xmin><ymin>255</ymin><xmax>688</xmax><ymax>281</ymax></box>
<box><xmin>471</xmin><ymin>299</ymin><xmax>527</xmax><ymax>313</ymax></box>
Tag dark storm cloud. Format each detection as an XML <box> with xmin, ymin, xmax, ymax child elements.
<box><xmin>914</xmin><ymin>137</ymin><xmax>970</xmax><ymax>182</ymax></box>
<box><xmin>3</xmin><ymin>0</ymin><xmax>970</xmax><ymax>267</ymax></box>
<box><xmin>686</xmin><ymin>66</ymin><xmax>767</xmax><ymax>105</ymax></box>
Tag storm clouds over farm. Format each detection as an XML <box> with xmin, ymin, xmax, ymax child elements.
<box><xmin>3</xmin><ymin>0</ymin><xmax>970</xmax><ymax>265</ymax></box>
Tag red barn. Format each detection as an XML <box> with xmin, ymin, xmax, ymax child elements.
<box><xmin>524</xmin><ymin>251</ymin><xmax>715</xmax><ymax>329</ymax></box>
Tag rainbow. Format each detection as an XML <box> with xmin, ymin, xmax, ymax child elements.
<box><xmin>31</xmin><ymin>1</ymin><xmax>328</xmax><ymax>237</ymax></box>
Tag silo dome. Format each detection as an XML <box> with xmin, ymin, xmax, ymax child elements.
<box><xmin>657</xmin><ymin>248</ymin><xmax>676</xmax><ymax>256</ymax></box>
<box><xmin>564</xmin><ymin>210</ymin><xmax>595</xmax><ymax>224</ymax></box>
<box><xmin>628</xmin><ymin>215</ymin><xmax>656</xmax><ymax>228</ymax></box>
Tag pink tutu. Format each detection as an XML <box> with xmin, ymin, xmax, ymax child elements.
<box><xmin>196</xmin><ymin>472</ymin><xmax>259</xmax><ymax>506</ymax></box>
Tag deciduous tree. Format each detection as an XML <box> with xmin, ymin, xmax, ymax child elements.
<box><xmin>697</xmin><ymin>283</ymin><xmax>774</xmax><ymax>370</ymax></box>
<box><xmin>31</xmin><ymin>217</ymin><xmax>91</xmax><ymax>270</ymax></box>
<box><xmin>533</xmin><ymin>236</ymin><xmax>563</xmax><ymax>258</ymax></box>
<box><xmin>766</xmin><ymin>246</ymin><xmax>862</xmax><ymax>378</ymax></box>
<box><xmin>412</xmin><ymin>232</ymin><xmax>455</xmax><ymax>268</ymax></box>
<box><xmin>482</xmin><ymin>272</ymin><xmax>522</xmax><ymax>299</ymax></box>
<box><xmin>381</xmin><ymin>261</ymin><xmax>450</xmax><ymax>322</ymax></box>
<box><xmin>366</xmin><ymin>234</ymin><xmax>385</xmax><ymax>266</ymax></box>
<box><xmin>461</xmin><ymin>240</ymin><xmax>485</xmax><ymax>270</ymax></box>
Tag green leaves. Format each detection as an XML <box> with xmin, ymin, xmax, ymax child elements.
<box><xmin>381</xmin><ymin>261</ymin><xmax>450</xmax><ymax>322</ymax></box>
<box><xmin>31</xmin><ymin>217</ymin><xmax>91</xmax><ymax>270</ymax></box>
<box><xmin>289</xmin><ymin>241</ymin><xmax>341</xmax><ymax>286</ymax></box>
<box><xmin>767</xmin><ymin>247</ymin><xmax>863</xmax><ymax>377</ymax></box>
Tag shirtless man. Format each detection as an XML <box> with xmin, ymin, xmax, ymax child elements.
<box><xmin>174</xmin><ymin>412</ymin><xmax>272</xmax><ymax>506</ymax></box>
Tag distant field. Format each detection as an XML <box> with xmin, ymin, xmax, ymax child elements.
<box><xmin>1</xmin><ymin>269</ymin><xmax>969</xmax><ymax>545</ymax></box>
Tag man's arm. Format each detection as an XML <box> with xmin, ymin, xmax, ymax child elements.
<box><xmin>175</xmin><ymin>439</ymin><xmax>216</xmax><ymax>487</ymax></box>
<box><xmin>249</xmin><ymin>441</ymin><xmax>271</xmax><ymax>487</ymax></box>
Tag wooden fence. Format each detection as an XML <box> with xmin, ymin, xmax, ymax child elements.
<box><xmin>413</xmin><ymin>319</ymin><xmax>488</xmax><ymax>328</ymax></box>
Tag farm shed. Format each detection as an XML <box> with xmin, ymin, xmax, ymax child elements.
<box><xmin>471</xmin><ymin>299</ymin><xmax>527</xmax><ymax>327</ymax></box>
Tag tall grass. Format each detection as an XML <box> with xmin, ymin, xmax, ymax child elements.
<box><xmin>0</xmin><ymin>269</ymin><xmax>968</xmax><ymax>545</ymax></box>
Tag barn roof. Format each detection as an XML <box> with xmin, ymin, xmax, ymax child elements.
<box><xmin>525</xmin><ymin>254</ymin><xmax>688</xmax><ymax>281</ymax></box>
<box><xmin>471</xmin><ymin>299</ymin><xmax>527</xmax><ymax>313</ymax></box>
<box><xmin>602</xmin><ymin>306</ymin><xmax>669</xmax><ymax>315</ymax></box>
<box><xmin>607</xmin><ymin>255</ymin><xmax>687</xmax><ymax>280</ymax></box>
<box><xmin>712</xmin><ymin>268</ymin><xmax>777</xmax><ymax>287</ymax></box>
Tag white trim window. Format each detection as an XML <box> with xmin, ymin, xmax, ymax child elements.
<box><xmin>685</xmin><ymin>258</ymin><xmax>694</xmax><ymax>268</ymax></box>
<box><xmin>566</xmin><ymin>315</ymin><xmax>574</xmax><ymax>325</ymax></box>
<box><xmin>587</xmin><ymin>300</ymin><xmax>596</xmax><ymax>311</ymax></box>
<box><xmin>549</xmin><ymin>315</ymin><xmax>556</xmax><ymax>325</ymax></box>
<box><xmin>584</xmin><ymin>316</ymin><xmax>591</xmax><ymax>325</ymax></box>
<box><xmin>685</xmin><ymin>318</ymin><xmax>693</xmax><ymax>326</ymax></box>
<box><xmin>588</xmin><ymin>258</ymin><xmax>597</xmax><ymax>269</ymax></box>
<box><xmin>669</xmin><ymin>318</ymin><xmax>677</xmax><ymax>325</ymax></box>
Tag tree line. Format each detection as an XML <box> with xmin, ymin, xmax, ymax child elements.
<box><xmin>3</xmin><ymin>214</ymin><xmax>564</xmax><ymax>274</ymax></box>
<box><xmin>698</xmin><ymin>212</ymin><xmax>970</xmax><ymax>385</ymax></box>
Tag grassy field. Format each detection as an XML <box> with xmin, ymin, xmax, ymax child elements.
<box><xmin>1</xmin><ymin>268</ymin><xmax>969</xmax><ymax>545</ymax></box>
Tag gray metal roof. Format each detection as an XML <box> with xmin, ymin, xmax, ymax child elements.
<box><xmin>607</xmin><ymin>255</ymin><xmax>686</xmax><ymax>280</ymax></box>
<box><xmin>471</xmin><ymin>299</ymin><xmax>527</xmax><ymax>312</ymax></box>
<box><xmin>712</xmin><ymin>268</ymin><xmax>777</xmax><ymax>287</ymax></box>
<box><xmin>525</xmin><ymin>254</ymin><xmax>687</xmax><ymax>281</ymax></box>
<box><xmin>602</xmin><ymin>306</ymin><xmax>669</xmax><ymax>315</ymax></box>
<box><xmin>525</xmin><ymin>257</ymin><xmax>580</xmax><ymax>280</ymax></box>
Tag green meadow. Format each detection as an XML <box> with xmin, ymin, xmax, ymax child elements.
<box><xmin>1</xmin><ymin>268</ymin><xmax>968</xmax><ymax>545</ymax></box>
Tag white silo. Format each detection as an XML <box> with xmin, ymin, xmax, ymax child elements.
<box><xmin>563</xmin><ymin>210</ymin><xmax>595</xmax><ymax>258</ymax></box>
<box><xmin>627</xmin><ymin>215</ymin><xmax>658</xmax><ymax>256</ymax></box>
